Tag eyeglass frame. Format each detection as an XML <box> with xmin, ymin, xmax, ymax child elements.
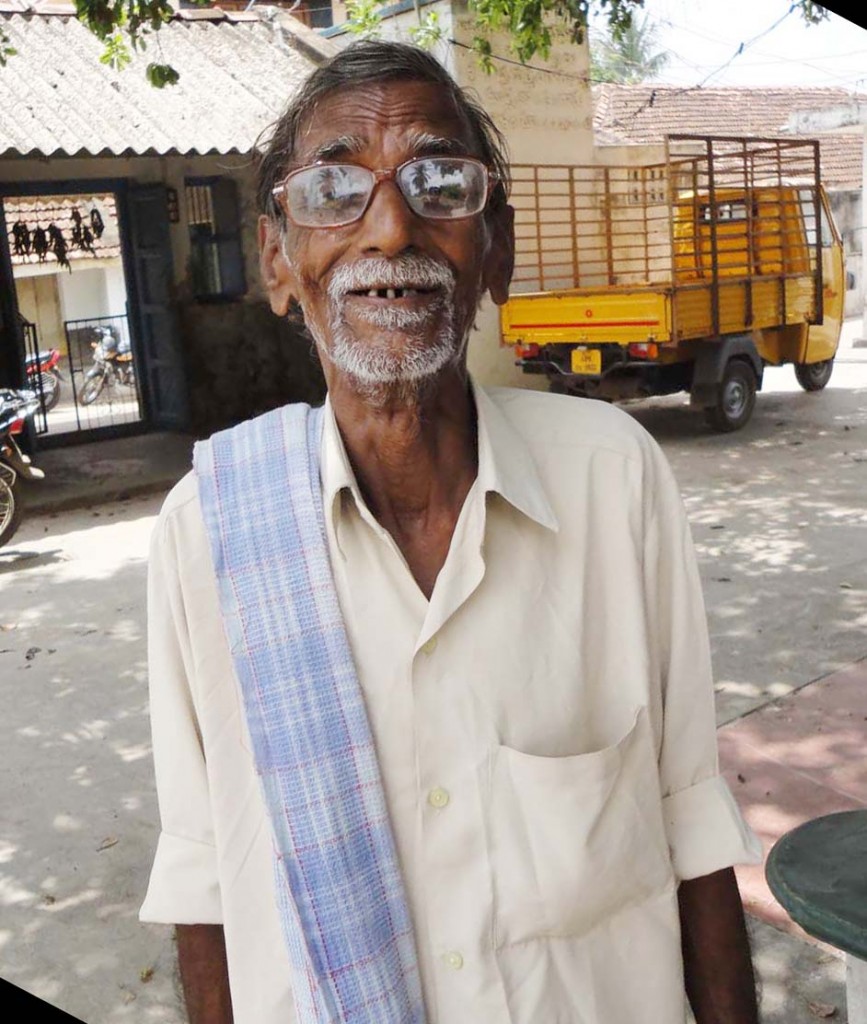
<box><xmin>270</xmin><ymin>155</ymin><xmax>502</xmax><ymax>229</ymax></box>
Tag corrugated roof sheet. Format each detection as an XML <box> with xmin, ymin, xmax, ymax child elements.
<box><xmin>594</xmin><ymin>84</ymin><xmax>865</xmax><ymax>189</ymax></box>
<box><xmin>0</xmin><ymin>8</ymin><xmax>332</xmax><ymax>157</ymax></box>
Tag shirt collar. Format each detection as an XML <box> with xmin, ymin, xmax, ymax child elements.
<box><xmin>319</xmin><ymin>380</ymin><xmax>560</xmax><ymax>538</ymax></box>
<box><xmin>471</xmin><ymin>379</ymin><xmax>559</xmax><ymax>533</ymax></box>
<box><xmin>320</xmin><ymin>395</ymin><xmax>373</xmax><ymax>547</ymax></box>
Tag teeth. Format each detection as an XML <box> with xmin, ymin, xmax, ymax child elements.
<box><xmin>356</xmin><ymin>286</ymin><xmax>424</xmax><ymax>299</ymax></box>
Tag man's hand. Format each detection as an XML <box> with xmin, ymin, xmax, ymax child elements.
<box><xmin>176</xmin><ymin>924</ymin><xmax>234</xmax><ymax>1024</ymax></box>
<box><xmin>678</xmin><ymin>867</ymin><xmax>759</xmax><ymax>1024</ymax></box>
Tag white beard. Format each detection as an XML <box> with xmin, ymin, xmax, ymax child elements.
<box><xmin>288</xmin><ymin>248</ymin><xmax>472</xmax><ymax>397</ymax></box>
<box><xmin>327</xmin><ymin>300</ymin><xmax>461</xmax><ymax>389</ymax></box>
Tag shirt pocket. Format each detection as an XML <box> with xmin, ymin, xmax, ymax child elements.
<box><xmin>487</xmin><ymin>707</ymin><xmax>674</xmax><ymax>948</ymax></box>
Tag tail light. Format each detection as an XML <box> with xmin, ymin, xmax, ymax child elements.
<box><xmin>9</xmin><ymin>417</ymin><xmax>25</xmax><ymax>435</ymax></box>
<box><xmin>515</xmin><ymin>343</ymin><xmax>541</xmax><ymax>359</ymax></box>
<box><xmin>628</xmin><ymin>342</ymin><xmax>658</xmax><ymax>360</ymax></box>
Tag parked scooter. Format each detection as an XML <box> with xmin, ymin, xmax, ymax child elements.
<box><xmin>24</xmin><ymin>348</ymin><xmax>64</xmax><ymax>413</ymax></box>
<box><xmin>0</xmin><ymin>388</ymin><xmax>45</xmax><ymax>547</ymax></box>
<box><xmin>79</xmin><ymin>327</ymin><xmax>135</xmax><ymax>406</ymax></box>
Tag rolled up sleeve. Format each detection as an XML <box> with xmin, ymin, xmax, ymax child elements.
<box><xmin>643</xmin><ymin>440</ymin><xmax>762</xmax><ymax>880</ymax></box>
<box><xmin>662</xmin><ymin>775</ymin><xmax>762</xmax><ymax>880</ymax></box>
<box><xmin>140</xmin><ymin>490</ymin><xmax>223</xmax><ymax>925</ymax></box>
<box><xmin>140</xmin><ymin>831</ymin><xmax>222</xmax><ymax>923</ymax></box>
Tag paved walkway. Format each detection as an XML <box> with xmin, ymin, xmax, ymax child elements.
<box><xmin>20</xmin><ymin>431</ymin><xmax>194</xmax><ymax>515</ymax></box>
<box><xmin>719</xmin><ymin>658</ymin><xmax>867</xmax><ymax>943</ymax></box>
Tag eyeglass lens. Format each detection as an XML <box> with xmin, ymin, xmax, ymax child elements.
<box><xmin>283</xmin><ymin>158</ymin><xmax>488</xmax><ymax>227</ymax></box>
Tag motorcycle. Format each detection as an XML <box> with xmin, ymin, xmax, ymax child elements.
<box><xmin>24</xmin><ymin>348</ymin><xmax>64</xmax><ymax>413</ymax></box>
<box><xmin>0</xmin><ymin>389</ymin><xmax>45</xmax><ymax>548</ymax></box>
<box><xmin>79</xmin><ymin>327</ymin><xmax>135</xmax><ymax>406</ymax></box>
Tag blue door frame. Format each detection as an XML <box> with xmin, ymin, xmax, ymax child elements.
<box><xmin>0</xmin><ymin>175</ymin><xmax>187</xmax><ymax>447</ymax></box>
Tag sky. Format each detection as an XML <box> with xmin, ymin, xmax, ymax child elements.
<box><xmin>589</xmin><ymin>0</ymin><xmax>867</xmax><ymax>92</ymax></box>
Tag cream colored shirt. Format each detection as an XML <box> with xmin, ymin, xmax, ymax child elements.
<box><xmin>140</xmin><ymin>383</ymin><xmax>760</xmax><ymax>1024</ymax></box>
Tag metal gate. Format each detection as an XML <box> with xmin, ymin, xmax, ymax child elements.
<box><xmin>62</xmin><ymin>313</ymin><xmax>143</xmax><ymax>434</ymax></box>
<box><xmin>18</xmin><ymin>314</ymin><xmax>48</xmax><ymax>435</ymax></box>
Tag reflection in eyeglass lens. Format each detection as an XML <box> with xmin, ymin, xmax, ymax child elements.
<box><xmin>289</xmin><ymin>166</ymin><xmax>371</xmax><ymax>225</ymax></box>
<box><xmin>284</xmin><ymin>158</ymin><xmax>487</xmax><ymax>225</ymax></box>
<box><xmin>399</xmin><ymin>159</ymin><xmax>485</xmax><ymax>220</ymax></box>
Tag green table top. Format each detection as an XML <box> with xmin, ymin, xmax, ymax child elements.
<box><xmin>766</xmin><ymin>810</ymin><xmax>867</xmax><ymax>961</ymax></box>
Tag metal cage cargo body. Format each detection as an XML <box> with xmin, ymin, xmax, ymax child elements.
<box><xmin>501</xmin><ymin>135</ymin><xmax>845</xmax><ymax>431</ymax></box>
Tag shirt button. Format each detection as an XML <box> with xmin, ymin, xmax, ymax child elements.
<box><xmin>420</xmin><ymin>637</ymin><xmax>437</xmax><ymax>656</ymax></box>
<box><xmin>428</xmin><ymin>787</ymin><xmax>450</xmax><ymax>809</ymax></box>
<box><xmin>443</xmin><ymin>950</ymin><xmax>464</xmax><ymax>971</ymax></box>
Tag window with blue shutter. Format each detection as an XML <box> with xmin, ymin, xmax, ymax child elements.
<box><xmin>186</xmin><ymin>177</ymin><xmax>246</xmax><ymax>302</ymax></box>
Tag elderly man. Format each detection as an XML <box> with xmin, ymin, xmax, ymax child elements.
<box><xmin>141</xmin><ymin>40</ymin><xmax>762</xmax><ymax>1024</ymax></box>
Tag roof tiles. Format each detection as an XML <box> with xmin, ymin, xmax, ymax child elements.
<box><xmin>0</xmin><ymin>9</ymin><xmax>330</xmax><ymax>157</ymax></box>
<box><xmin>594</xmin><ymin>84</ymin><xmax>865</xmax><ymax>189</ymax></box>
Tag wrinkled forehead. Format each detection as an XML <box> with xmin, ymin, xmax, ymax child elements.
<box><xmin>292</xmin><ymin>79</ymin><xmax>481</xmax><ymax>167</ymax></box>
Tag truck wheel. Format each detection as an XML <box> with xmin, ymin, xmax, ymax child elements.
<box><xmin>704</xmin><ymin>359</ymin><xmax>757</xmax><ymax>432</ymax></box>
<box><xmin>794</xmin><ymin>358</ymin><xmax>834</xmax><ymax>392</ymax></box>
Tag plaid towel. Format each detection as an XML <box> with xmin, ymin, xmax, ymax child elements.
<box><xmin>194</xmin><ymin>403</ymin><xmax>425</xmax><ymax>1024</ymax></box>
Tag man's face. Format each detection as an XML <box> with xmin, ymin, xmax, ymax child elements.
<box><xmin>260</xmin><ymin>79</ymin><xmax>513</xmax><ymax>393</ymax></box>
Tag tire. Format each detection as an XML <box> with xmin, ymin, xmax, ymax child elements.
<box><xmin>0</xmin><ymin>477</ymin><xmax>22</xmax><ymax>548</ymax></box>
<box><xmin>703</xmin><ymin>359</ymin><xmax>757</xmax><ymax>432</ymax></box>
<box><xmin>40</xmin><ymin>370</ymin><xmax>61</xmax><ymax>412</ymax></box>
<box><xmin>794</xmin><ymin>358</ymin><xmax>834</xmax><ymax>392</ymax></box>
<box><xmin>80</xmin><ymin>373</ymin><xmax>106</xmax><ymax>406</ymax></box>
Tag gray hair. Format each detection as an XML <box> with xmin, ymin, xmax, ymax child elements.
<box><xmin>255</xmin><ymin>40</ymin><xmax>511</xmax><ymax>221</ymax></box>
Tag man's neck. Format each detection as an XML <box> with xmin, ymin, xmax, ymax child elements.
<box><xmin>327</xmin><ymin>368</ymin><xmax>478</xmax><ymax>599</ymax></box>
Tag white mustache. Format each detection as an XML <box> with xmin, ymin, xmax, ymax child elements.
<box><xmin>327</xmin><ymin>255</ymin><xmax>455</xmax><ymax>303</ymax></box>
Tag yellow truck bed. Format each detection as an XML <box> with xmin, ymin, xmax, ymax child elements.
<box><xmin>500</xmin><ymin>274</ymin><xmax>819</xmax><ymax>348</ymax></box>
<box><xmin>502</xmin><ymin>137</ymin><xmax>826</xmax><ymax>350</ymax></box>
<box><xmin>498</xmin><ymin>136</ymin><xmax>844</xmax><ymax>431</ymax></box>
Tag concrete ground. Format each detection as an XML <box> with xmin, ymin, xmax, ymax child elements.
<box><xmin>1</xmin><ymin>322</ymin><xmax>866</xmax><ymax>1022</ymax></box>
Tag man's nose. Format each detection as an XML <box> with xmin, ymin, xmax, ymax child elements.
<box><xmin>357</xmin><ymin>178</ymin><xmax>419</xmax><ymax>257</ymax></box>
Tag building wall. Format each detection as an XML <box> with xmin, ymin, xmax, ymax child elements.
<box><xmin>105</xmin><ymin>262</ymin><xmax>129</xmax><ymax>318</ymax></box>
<box><xmin>829</xmin><ymin>189</ymin><xmax>863</xmax><ymax>318</ymax></box>
<box><xmin>57</xmin><ymin>265</ymin><xmax>109</xmax><ymax>323</ymax></box>
<box><xmin>15</xmin><ymin>273</ymin><xmax>66</xmax><ymax>355</ymax></box>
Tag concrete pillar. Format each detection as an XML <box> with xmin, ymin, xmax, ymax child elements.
<box><xmin>446</xmin><ymin>2</ymin><xmax>593</xmax><ymax>387</ymax></box>
<box><xmin>848</xmin><ymin>955</ymin><xmax>867</xmax><ymax>1024</ymax></box>
<box><xmin>861</xmin><ymin>124</ymin><xmax>867</xmax><ymax>343</ymax></box>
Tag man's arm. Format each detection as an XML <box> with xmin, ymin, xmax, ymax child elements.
<box><xmin>176</xmin><ymin>924</ymin><xmax>234</xmax><ymax>1024</ymax></box>
<box><xmin>678</xmin><ymin>867</ymin><xmax>759</xmax><ymax>1024</ymax></box>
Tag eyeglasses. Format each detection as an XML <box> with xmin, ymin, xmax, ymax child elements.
<box><xmin>272</xmin><ymin>156</ymin><xmax>498</xmax><ymax>229</ymax></box>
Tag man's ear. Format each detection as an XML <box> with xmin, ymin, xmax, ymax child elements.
<box><xmin>258</xmin><ymin>215</ymin><xmax>297</xmax><ymax>317</ymax></box>
<box><xmin>483</xmin><ymin>203</ymin><xmax>515</xmax><ymax>307</ymax></box>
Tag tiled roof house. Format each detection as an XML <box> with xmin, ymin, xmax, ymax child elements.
<box><xmin>593</xmin><ymin>84</ymin><xmax>864</xmax><ymax>189</ymax></box>
<box><xmin>0</xmin><ymin>3</ymin><xmax>334</xmax><ymax>439</ymax></box>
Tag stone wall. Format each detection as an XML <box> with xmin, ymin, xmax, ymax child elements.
<box><xmin>178</xmin><ymin>299</ymin><xmax>326</xmax><ymax>437</ymax></box>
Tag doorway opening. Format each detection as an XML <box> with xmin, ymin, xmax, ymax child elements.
<box><xmin>6</xmin><ymin>191</ymin><xmax>144</xmax><ymax>439</ymax></box>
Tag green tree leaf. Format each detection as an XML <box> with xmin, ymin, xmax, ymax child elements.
<box><xmin>146</xmin><ymin>61</ymin><xmax>180</xmax><ymax>88</ymax></box>
<box><xmin>410</xmin><ymin>10</ymin><xmax>445</xmax><ymax>49</ymax></box>
<box><xmin>0</xmin><ymin>26</ymin><xmax>16</xmax><ymax>66</ymax></box>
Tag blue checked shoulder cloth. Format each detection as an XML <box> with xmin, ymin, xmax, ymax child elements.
<box><xmin>194</xmin><ymin>402</ymin><xmax>425</xmax><ymax>1024</ymax></box>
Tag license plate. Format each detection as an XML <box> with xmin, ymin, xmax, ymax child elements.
<box><xmin>571</xmin><ymin>348</ymin><xmax>602</xmax><ymax>375</ymax></box>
